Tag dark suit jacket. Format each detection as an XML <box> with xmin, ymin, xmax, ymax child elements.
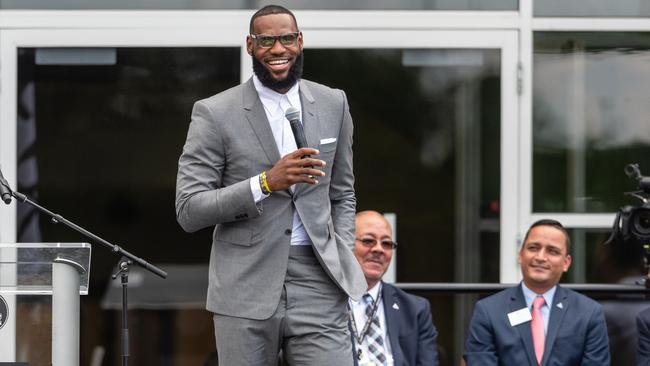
<box><xmin>636</xmin><ymin>307</ymin><xmax>650</xmax><ymax>366</ymax></box>
<box><xmin>464</xmin><ymin>284</ymin><xmax>610</xmax><ymax>366</ymax></box>
<box><xmin>352</xmin><ymin>282</ymin><xmax>439</xmax><ymax>366</ymax></box>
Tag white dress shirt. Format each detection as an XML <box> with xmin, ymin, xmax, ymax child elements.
<box><xmin>349</xmin><ymin>282</ymin><xmax>394</xmax><ymax>365</ymax></box>
<box><xmin>248</xmin><ymin>76</ymin><xmax>310</xmax><ymax>245</ymax></box>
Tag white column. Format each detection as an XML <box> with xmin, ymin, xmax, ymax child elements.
<box><xmin>52</xmin><ymin>258</ymin><xmax>85</xmax><ymax>366</ymax></box>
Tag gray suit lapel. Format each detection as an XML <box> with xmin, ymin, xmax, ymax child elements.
<box><xmin>295</xmin><ymin>81</ymin><xmax>321</xmax><ymax>196</ymax></box>
<box><xmin>242</xmin><ymin>78</ymin><xmax>281</xmax><ymax>165</ymax></box>
<box><xmin>510</xmin><ymin>286</ymin><xmax>538</xmax><ymax>366</ymax></box>
<box><xmin>542</xmin><ymin>286</ymin><xmax>568</xmax><ymax>366</ymax></box>
<box><xmin>299</xmin><ymin>80</ymin><xmax>320</xmax><ymax>150</ymax></box>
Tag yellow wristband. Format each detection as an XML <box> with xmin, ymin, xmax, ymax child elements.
<box><xmin>261</xmin><ymin>171</ymin><xmax>272</xmax><ymax>194</ymax></box>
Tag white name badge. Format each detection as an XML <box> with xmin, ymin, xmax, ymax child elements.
<box><xmin>507</xmin><ymin>307</ymin><xmax>532</xmax><ymax>327</ymax></box>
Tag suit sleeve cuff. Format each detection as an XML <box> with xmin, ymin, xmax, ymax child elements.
<box><xmin>250</xmin><ymin>175</ymin><xmax>269</xmax><ymax>204</ymax></box>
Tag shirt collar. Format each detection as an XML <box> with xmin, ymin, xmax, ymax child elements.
<box><xmin>366</xmin><ymin>282</ymin><xmax>382</xmax><ymax>302</ymax></box>
<box><xmin>350</xmin><ymin>282</ymin><xmax>382</xmax><ymax>305</ymax></box>
<box><xmin>521</xmin><ymin>281</ymin><xmax>556</xmax><ymax>309</ymax></box>
<box><xmin>252</xmin><ymin>75</ymin><xmax>301</xmax><ymax>111</ymax></box>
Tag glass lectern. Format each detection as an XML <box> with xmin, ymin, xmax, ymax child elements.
<box><xmin>0</xmin><ymin>243</ymin><xmax>91</xmax><ymax>366</ymax></box>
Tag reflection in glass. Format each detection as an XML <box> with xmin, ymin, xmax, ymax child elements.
<box><xmin>14</xmin><ymin>296</ymin><xmax>52</xmax><ymax>365</ymax></box>
<box><xmin>534</xmin><ymin>0</ymin><xmax>650</xmax><ymax>17</ymax></box>
<box><xmin>17</xmin><ymin>46</ymin><xmax>239</xmax><ymax>365</ymax></box>
<box><xmin>304</xmin><ymin>48</ymin><xmax>500</xmax><ymax>366</ymax></box>
<box><xmin>16</xmin><ymin>45</ymin><xmax>501</xmax><ymax>366</ymax></box>
<box><xmin>533</xmin><ymin>32</ymin><xmax>650</xmax><ymax>212</ymax></box>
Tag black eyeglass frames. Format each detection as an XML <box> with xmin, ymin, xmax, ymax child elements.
<box><xmin>250</xmin><ymin>32</ymin><xmax>299</xmax><ymax>48</ymax></box>
<box><xmin>355</xmin><ymin>238</ymin><xmax>398</xmax><ymax>250</ymax></box>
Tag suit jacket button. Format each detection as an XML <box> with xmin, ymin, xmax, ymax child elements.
<box><xmin>285</xmin><ymin>229</ymin><xmax>292</xmax><ymax>235</ymax></box>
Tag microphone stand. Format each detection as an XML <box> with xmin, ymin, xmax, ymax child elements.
<box><xmin>4</xmin><ymin>186</ymin><xmax>167</xmax><ymax>366</ymax></box>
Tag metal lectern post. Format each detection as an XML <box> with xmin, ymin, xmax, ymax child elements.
<box><xmin>52</xmin><ymin>257</ymin><xmax>86</xmax><ymax>366</ymax></box>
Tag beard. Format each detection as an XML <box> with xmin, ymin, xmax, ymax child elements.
<box><xmin>252</xmin><ymin>52</ymin><xmax>303</xmax><ymax>92</ymax></box>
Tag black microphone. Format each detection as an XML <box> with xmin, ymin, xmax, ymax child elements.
<box><xmin>285</xmin><ymin>107</ymin><xmax>309</xmax><ymax>155</ymax></box>
<box><xmin>0</xmin><ymin>167</ymin><xmax>13</xmax><ymax>204</ymax></box>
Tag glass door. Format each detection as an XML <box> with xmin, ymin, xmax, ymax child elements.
<box><xmin>0</xmin><ymin>16</ymin><xmax>518</xmax><ymax>365</ymax></box>
<box><xmin>300</xmin><ymin>29</ymin><xmax>518</xmax><ymax>364</ymax></box>
<box><xmin>0</xmin><ymin>19</ymin><xmax>250</xmax><ymax>365</ymax></box>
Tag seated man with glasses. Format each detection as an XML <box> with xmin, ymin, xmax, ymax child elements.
<box><xmin>350</xmin><ymin>210</ymin><xmax>439</xmax><ymax>366</ymax></box>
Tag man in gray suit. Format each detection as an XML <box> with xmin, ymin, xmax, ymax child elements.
<box><xmin>175</xmin><ymin>5</ymin><xmax>366</xmax><ymax>366</ymax></box>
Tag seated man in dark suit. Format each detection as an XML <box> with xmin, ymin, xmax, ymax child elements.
<box><xmin>464</xmin><ymin>219</ymin><xmax>610</xmax><ymax>366</ymax></box>
<box><xmin>636</xmin><ymin>306</ymin><xmax>650</xmax><ymax>366</ymax></box>
<box><xmin>350</xmin><ymin>210</ymin><xmax>439</xmax><ymax>366</ymax></box>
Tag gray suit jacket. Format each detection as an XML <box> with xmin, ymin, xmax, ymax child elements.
<box><xmin>176</xmin><ymin>78</ymin><xmax>366</xmax><ymax>320</ymax></box>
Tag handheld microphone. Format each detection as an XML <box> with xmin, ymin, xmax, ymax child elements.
<box><xmin>0</xmin><ymin>167</ymin><xmax>13</xmax><ymax>204</ymax></box>
<box><xmin>285</xmin><ymin>107</ymin><xmax>309</xmax><ymax>156</ymax></box>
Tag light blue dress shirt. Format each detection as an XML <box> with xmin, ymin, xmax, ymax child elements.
<box><xmin>521</xmin><ymin>282</ymin><xmax>557</xmax><ymax>335</ymax></box>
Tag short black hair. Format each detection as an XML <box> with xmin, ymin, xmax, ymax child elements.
<box><xmin>522</xmin><ymin>219</ymin><xmax>571</xmax><ymax>253</ymax></box>
<box><xmin>249</xmin><ymin>5</ymin><xmax>299</xmax><ymax>34</ymax></box>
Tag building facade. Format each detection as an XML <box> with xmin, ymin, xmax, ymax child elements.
<box><xmin>0</xmin><ymin>0</ymin><xmax>649</xmax><ymax>364</ymax></box>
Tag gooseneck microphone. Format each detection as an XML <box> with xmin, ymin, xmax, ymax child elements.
<box><xmin>285</xmin><ymin>107</ymin><xmax>309</xmax><ymax>154</ymax></box>
<box><xmin>0</xmin><ymin>167</ymin><xmax>12</xmax><ymax>204</ymax></box>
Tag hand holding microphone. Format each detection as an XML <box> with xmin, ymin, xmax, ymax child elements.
<box><xmin>286</xmin><ymin>106</ymin><xmax>315</xmax><ymax>178</ymax></box>
<box><xmin>262</xmin><ymin>107</ymin><xmax>326</xmax><ymax>192</ymax></box>
<box><xmin>285</xmin><ymin>107</ymin><xmax>309</xmax><ymax>157</ymax></box>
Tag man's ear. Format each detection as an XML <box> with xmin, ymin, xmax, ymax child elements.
<box><xmin>563</xmin><ymin>254</ymin><xmax>572</xmax><ymax>272</ymax></box>
<box><xmin>246</xmin><ymin>36</ymin><xmax>253</xmax><ymax>56</ymax></box>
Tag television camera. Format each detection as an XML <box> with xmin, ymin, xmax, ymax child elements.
<box><xmin>606</xmin><ymin>163</ymin><xmax>650</xmax><ymax>286</ymax></box>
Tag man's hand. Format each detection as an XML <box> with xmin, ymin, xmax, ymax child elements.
<box><xmin>265</xmin><ymin>148</ymin><xmax>326</xmax><ymax>191</ymax></box>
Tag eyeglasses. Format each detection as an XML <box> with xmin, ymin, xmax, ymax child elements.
<box><xmin>250</xmin><ymin>32</ymin><xmax>299</xmax><ymax>48</ymax></box>
<box><xmin>356</xmin><ymin>238</ymin><xmax>398</xmax><ymax>250</ymax></box>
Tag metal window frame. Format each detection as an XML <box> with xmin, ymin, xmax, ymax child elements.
<box><xmin>0</xmin><ymin>13</ymin><xmax>519</xmax><ymax>361</ymax></box>
<box><xmin>0</xmin><ymin>8</ymin><xmax>521</xmax><ymax>277</ymax></box>
<box><xmin>0</xmin><ymin>2</ymin><xmax>647</xmax><ymax>361</ymax></box>
<box><xmin>519</xmin><ymin>16</ymin><xmax>650</xmax><ymax>236</ymax></box>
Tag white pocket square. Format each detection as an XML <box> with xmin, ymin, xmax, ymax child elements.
<box><xmin>320</xmin><ymin>138</ymin><xmax>337</xmax><ymax>144</ymax></box>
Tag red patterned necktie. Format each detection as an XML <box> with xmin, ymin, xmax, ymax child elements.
<box><xmin>531</xmin><ymin>296</ymin><xmax>546</xmax><ymax>365</ymax></box>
